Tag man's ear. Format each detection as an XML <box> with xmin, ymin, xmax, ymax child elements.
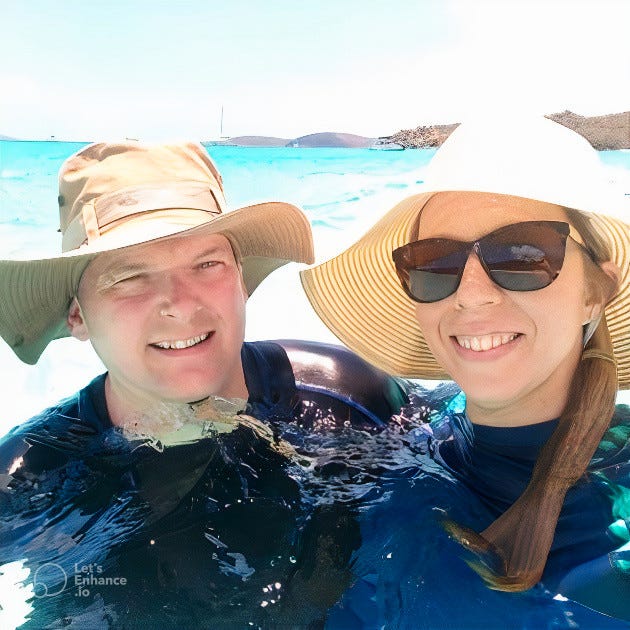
<box><xmin>67</xmin><ymin>298</ymin><xmax>90</xmax><ymax>341</ymax></box>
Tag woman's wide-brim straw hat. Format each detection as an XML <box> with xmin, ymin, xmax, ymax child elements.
<box><xmin>0</xmin><ymin>141</ymin><xmax>314</xmax><ymax>364</ymax></box>
<box><xmin>301</xmin><ymin>116</ymin><xmax>630</xmax><ymax>388</ymax></box>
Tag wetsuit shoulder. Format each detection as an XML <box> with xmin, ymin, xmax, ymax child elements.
<box><xmin>0</xmin><ymin>374</ymin><xmax>108</xmax><ymax>476</ymax></box>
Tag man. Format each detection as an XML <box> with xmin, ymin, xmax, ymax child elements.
<box><xmin>0</xmin><ymin>142</ymin><xmax>407</xmax><ymax>628</ymax></box>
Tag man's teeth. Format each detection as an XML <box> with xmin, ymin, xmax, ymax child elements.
<box><xmin>456</xmin><ymin>333</ymin><xmax>518</xmax><ymax>352</ymax></box>
<box><xmin>154</xmin><ymin>333</ymin><xmax>209</xmax><ymax>350</ymax></box>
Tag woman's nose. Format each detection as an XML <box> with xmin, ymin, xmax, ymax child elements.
<box><xmin>454</xmin><ymin>252</ymin><xmax>503</xmax><ymax>310</ymax></box>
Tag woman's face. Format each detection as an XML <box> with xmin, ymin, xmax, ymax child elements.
<box><xmin>413</xmin><ymin>191</ymin><xmax>603</xmax><ymax>426</ymax></box>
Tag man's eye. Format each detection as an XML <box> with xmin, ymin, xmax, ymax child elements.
<box><xmin>113</xmin><ymin>274</ymin><xmax>144</xmax><ymax>286</ymax></box>
<box><xmin>200</xmin><ymin>260</ymin><xmax>220</xmax><ymax>269</ymax></box>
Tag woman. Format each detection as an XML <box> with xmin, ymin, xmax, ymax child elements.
<box><xmin>301</xmin><ymin>116</ymin><xmax>629</xmax><ymax>621</ymax></box>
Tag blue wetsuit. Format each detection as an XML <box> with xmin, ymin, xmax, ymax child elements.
<box><xmin>327</xmin><ymin>390</ymin><xmax>630</xmax><ymax>629</ymax></box>
<box><xmin>0</xmin><ymin>341</ymin><xmax>407</xmax><ymax>629</ymax></box>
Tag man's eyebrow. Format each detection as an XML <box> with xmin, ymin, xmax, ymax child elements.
<box><xmin>93</xmin><ymin>262</ymin><xmax>148</xmax><ymax>290</ymax></box>
<box><xmin>98</xmin><ymin>246</ymin><xmax>232</xmax><ymax>278</ymax></box>
<box><xmin>193</xmin><ymin>245</ymin><xmax>233</xmax><ymax>260</ymax></box>
<box><xmin>100</xmin><ymin>262</ymin><xmax>148</xmax><ymax>277</ymax></box>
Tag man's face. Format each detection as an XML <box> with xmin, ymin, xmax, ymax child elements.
<box><xmin>68</xmin><ymin>232</ymin><xmax>248</xmax><ymax>419</ymax></box>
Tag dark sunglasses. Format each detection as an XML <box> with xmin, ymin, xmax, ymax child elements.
<box><xmin>392</xmin><ymin>220</ymin><xmax>578</xmax><ymax>303</ymax></box>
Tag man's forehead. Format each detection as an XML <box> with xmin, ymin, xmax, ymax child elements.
<box><xmin>90</xmin><ymin>232</ymin><xmax>234</xmax><ymax>273</ymax></box>
<box><xmin>106</xmin><ymin>234</ymin><xmax>232</xmax><ymax>264</ymax></box>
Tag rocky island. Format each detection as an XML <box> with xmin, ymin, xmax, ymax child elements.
<box><xmin>380</xmin><ymin>111</ymin><xmax>629</xmax><ymax>150</ymax></box>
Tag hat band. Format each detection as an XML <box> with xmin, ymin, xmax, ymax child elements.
<box><xmin>62</xmin><ymin>181</ymin><xmax>225</xmax><ymax>251</ymax></box>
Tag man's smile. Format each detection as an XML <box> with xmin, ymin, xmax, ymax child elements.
<box><xmin>151</xmin><ymin>332</ymin><xmax>211</xmax><ymax>350</ymax></box>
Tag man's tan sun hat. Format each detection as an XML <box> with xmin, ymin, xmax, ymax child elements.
<box><xmin>0</xmin><ymin>141</ymin><xmax>314</xmax><ymax>364</ymax></box>
<box><xmin>300</xmin><ymin>116</ymin><xmax>630</xmax><ymax>388</ymax></box>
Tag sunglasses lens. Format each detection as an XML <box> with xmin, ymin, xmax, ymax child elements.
<box><xmin>394</xmin><ymin>240</ymin><xmax>469</xmax><ymax>302</ymax></box>
<box><xmin>482</xmin><ymin>223</ymin><xmax>568</xmax><ymax>291</ymax></box>
<box><xmin>393</xmin><ymin>221</ymin><xmax>569</xmax><ymax>302</ymax></box>
<box><xmin>408</xmin><ymin>268</ymin><xmax>462</xmax><ymax>302</ymax></box>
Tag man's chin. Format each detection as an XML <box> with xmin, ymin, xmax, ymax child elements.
<box><xmin>159</xmin><ymin>381</ymin><xmax>220</xmax><ymax>405</ymax></box>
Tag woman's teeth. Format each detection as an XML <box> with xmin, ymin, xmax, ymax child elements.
<box><xmin>154</xmin><ymin>333</ymin><xmax>209</xmax><ymax>350</ymax></box>
<box><xmin>455</xmin><ymin>333</ymin><xmax>518</xmax><ymax>352</ymax></box>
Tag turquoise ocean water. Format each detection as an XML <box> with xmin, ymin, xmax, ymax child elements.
<box><xmin>1</xmin><ymin>142</ymin><xmax>630</xmax><ymax>629</ymax></box>
<box><xmin>0</xmin><ymin>141</ymin><xmax>629</xmax><ymax>430</ymax></box>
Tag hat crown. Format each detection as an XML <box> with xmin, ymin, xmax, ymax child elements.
<box><xmin>58</xmin><ymin>141</ymin><xmax>227</xmax><ymax>249</ymax></box>
<box><xmin>424</xmin><ymin>116</ymin><xmax>627</xmax><ymax>218</ymax></box>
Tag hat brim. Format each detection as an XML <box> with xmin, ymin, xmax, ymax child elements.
<box><xmin>0</xmin><ymin>201</ymin><xmax>314</xmax><ymax>364</ymax></box>
<box><xmin>300</xmin><ymin>192</ymin><xmax>630</xmax><ymax>389</ymax></box>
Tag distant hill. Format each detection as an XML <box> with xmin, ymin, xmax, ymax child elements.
<box><xmin>383</xmin><ymin>111</ymin><xmax>630</xmax><ymax>150</ymax></box>
<box><xmin>210</xmin><ymin>135</ymin><xmax>289</xmax><ymax>147</ymax></box>
<box><xmin>209</xmin><ymin>131</ymin><xmax>375</xmax><ymax>148</ymax></box>
<box><xmin>288</xmin><ymin>132</ymin><xmax>374</xmax><ymax>148</ymax></box>
<box><xmin>0</xmin><ymin>134</ymin><xmax>17</xmax><ymax>140</ymax></box>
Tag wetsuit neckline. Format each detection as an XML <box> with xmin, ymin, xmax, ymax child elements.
<box><xmin>470</xmin><ymin>417</ymin><xmax>559</xmax><ymax>450</ymax></box>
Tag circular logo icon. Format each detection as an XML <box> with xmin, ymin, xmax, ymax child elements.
<box><xmin>33</xmin><ymin>563</ymin><xmax>67</xmax><ymax>598</ymax></box>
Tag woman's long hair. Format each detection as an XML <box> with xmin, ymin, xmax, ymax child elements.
<box><xmin>444</xmin><ymin>208</ymin><xmax>620</xmax><ymax>590</ymax></box>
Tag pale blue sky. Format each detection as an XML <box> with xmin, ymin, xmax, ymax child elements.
<box><xmin>1</xmin><ymin>0</ymin><xmax>628</xmax><ymax>140</ymax></box>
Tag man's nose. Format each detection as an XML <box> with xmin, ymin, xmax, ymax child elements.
<box><xmin>158</xmin><ymin>273</ymin><xmax>203</xmax><ymax>320</ymax></box>
<box><xmin>454</xmin><ymin>251</ymin><xmax>503</xmax><ymax>310</ymax></box>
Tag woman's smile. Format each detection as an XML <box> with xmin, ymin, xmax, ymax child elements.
<box><xmin>453</xmin><ymin>332</ymin><xmax>520</xmax><ymax>352</ymax></box>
